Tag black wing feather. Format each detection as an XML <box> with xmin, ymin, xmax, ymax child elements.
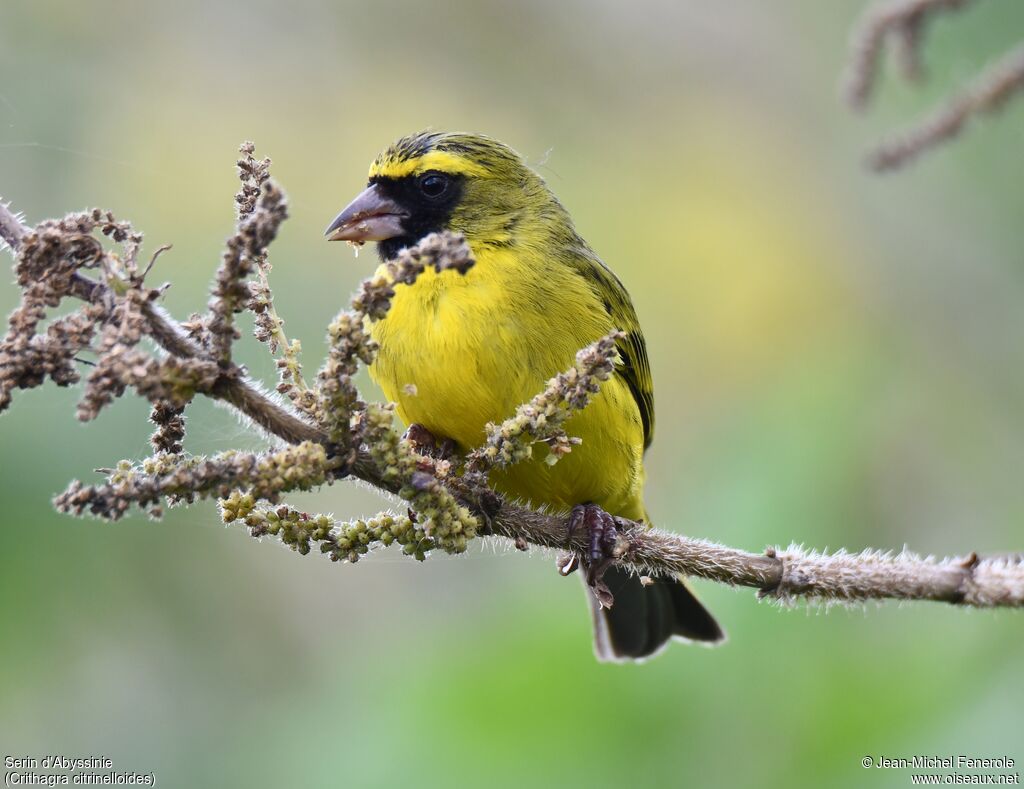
<box><xmin>569</xmin><ymin>248</ymin><xmax>655</xmax><ymax>450</ymax></box>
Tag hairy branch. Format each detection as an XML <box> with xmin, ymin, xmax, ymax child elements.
<box><xmin>484</xmin><ymin>511</ymin><xmax>1023</xmax><ymax>607</ymax></box>
<box><xmin>844</xmin><ymin>0</ymin><xmax>973</xmax><ymax>111</ymax></box>
<box><xmin>866</xmin><ymin>42</ymin><xmax>1024</xmax><ymax>171</ymax></box>
<box><xmin>1</xmin><ymin>152</ymin><xmax>1022</xmax><ymax>611</ymax></box>
<box><xmin>844</xmin><ymin>0</ymin><xmax>1024</xmax><ymax>171</ymax></box>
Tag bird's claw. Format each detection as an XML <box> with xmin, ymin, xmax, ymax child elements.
<box><xmin>556</xmin><ymin>552</ymin><xmax>579</xmax><ymax>576</ymax></box>
<box><xmin>565</xmin><ymin>503</ymin><xmax>621</xmax><ymax>592</ymax></box>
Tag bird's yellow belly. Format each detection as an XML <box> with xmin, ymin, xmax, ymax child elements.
<box><xmin>368</xmin><ymin>262</ymin><xmax>647</xmax><ymax>519</ymax></box>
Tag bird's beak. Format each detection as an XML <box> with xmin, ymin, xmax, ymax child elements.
<box><xmin>324</xmin><ymin>184</ymin><xmax>407</xmax><ymax>243</ymax></box>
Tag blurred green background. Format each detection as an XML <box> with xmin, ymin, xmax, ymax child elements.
<box><xmin>1</xmin><ymin>1</ymin><xmax>1022</xmax><ymax>787</ymax></box>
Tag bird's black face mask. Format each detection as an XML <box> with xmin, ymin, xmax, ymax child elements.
<box><xmin>325</xmin><ymin>170</ymin><xmax>465</xmax><ymax>260</ymax></box>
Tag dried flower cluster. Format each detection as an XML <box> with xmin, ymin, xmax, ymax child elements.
<box><xmin>845</xmin><ymin>0</ymin><xmax>1024</xmax><ymax>170</ymax></box>
<box><xmin>1</xmin><ymin>213</ymin><xmax>103</xmax><ymax>410</ymax></box>
<box><xmin>0</xmin><ymin>208</ymin><xmax>197</xmax><ymax>417</ymax></box>
<box><xmin>208</xmin><ymin>174</ymin><xmax>288</xmax><ymax>362</ymax></box>
<box><xmin>150</xmin><ymin>402</ymin><xmax>186</xmax><ymax>455</ymax></box>
<box><xmin>238</xmin><ymin>142</ymin><xmax>313</xmax><ymax>414</ymax></box>
<box><xmin>1</xmin><ymin>143</ymin><xmax>1022</xmax><ymax>613</ymax></box>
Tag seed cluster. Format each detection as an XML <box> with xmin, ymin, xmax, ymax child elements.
<box><xmin>221</xmin><ymin>495</ymin><xmax>425</xmax><ymax>564</ymax></box>
<box><xmin>57</xmin><ymin>441</ymin><xmax>333</xmax><ymax>521</ymax></box>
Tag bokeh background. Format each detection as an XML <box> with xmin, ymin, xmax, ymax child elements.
<box><xmin>1</xmin><ymin>2</ymin><xmax>1022</xmax><ymax>787</ymax></box>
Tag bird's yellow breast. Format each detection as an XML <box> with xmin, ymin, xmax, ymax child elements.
<box><xmin>369</xmin><ymin>244</ymin><xmax>648</xmax><ymax>520</ymax></box>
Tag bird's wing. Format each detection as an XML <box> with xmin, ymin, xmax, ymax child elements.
<box><xmin>569</xmin><ymin>248</ymin><xmax>655</xmax><ymax>450</ymax></box>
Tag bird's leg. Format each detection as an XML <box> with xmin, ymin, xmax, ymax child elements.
<box><xmin>403</xmin><ymin>422</ymin><xmax>436</xmax><ymax>453</ymax></box>
<box><xmin>436</xmin><ymin>437</ymin><xmax>457</xmax><ymax>461</ymax></box>
<box><xmin>402</xmin><ymin>422</ymin><xmax>457</xmax><ymax>461</ymax></box>
<box><xmin>404</xmin><ymin>423</ymin><xmax>503</xmax><ymax>534</ymax></box>
<box><xmin>565</xmin><ymin>503</ymin><xmax>621</xmax><ymax>606</ymax></box>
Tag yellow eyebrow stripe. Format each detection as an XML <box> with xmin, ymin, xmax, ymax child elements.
<box><xmin>369</xmin><ymin>150</ymin><xmax>488</xmax><ymax>180</ymax></box>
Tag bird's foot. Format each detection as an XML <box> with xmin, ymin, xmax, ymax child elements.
<box><xmin>561</xmin><ymin>503</ymin><xmax>626</xmax><ymax>608</ymax></box>
<box><xmin>402</xmin><ymin>423</ymin><xmax>457</xmax><ymax>461</ymax></box>
<box><xmin>403</xmin><ymin>423</ymin><xmax>502</xmax><ymax>533</ymax></box>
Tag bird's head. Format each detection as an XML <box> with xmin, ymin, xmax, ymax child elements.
<box><xmin>325</xmin><ymin>131</ymin><xmax>572</xmax><ymax>260</ymax></box>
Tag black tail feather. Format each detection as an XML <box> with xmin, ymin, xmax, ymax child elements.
<box><xmin>589</xmin><ymin>566</ymin><xmax>724</xmax><ymax>662</ymax></box>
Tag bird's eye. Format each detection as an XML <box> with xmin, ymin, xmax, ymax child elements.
<box><xmin>418</xmin><ymin>173</ymin><xmax>449</xmax><ymax>198</ymax></box>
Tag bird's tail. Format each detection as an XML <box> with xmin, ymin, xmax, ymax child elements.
<box><xmin>589</xmin><ymin>565</ymin><xmax>725</xmax><ymax>662</ymax></box>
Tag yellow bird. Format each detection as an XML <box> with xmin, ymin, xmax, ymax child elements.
<box><xmin>326</xmin><ymin>131</ymin><xmax>723</xmax><ymax>660</ymax></box>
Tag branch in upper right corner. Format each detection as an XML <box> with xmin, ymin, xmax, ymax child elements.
<box><xmin>843</xmin><ymin>0</ymin><xmax>1024</xmax><ymax>171</ymax></box>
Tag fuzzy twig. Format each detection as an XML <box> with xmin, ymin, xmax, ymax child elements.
<box><xmin>844</xmin><ymin>0</ymin><xmax>973</xmax><ymax>111</ymax></box>
<box><xmin>0</xmin><ymin>199</ymin><xmax>28</xmax><ymax>251</ymax></box>
<box><xmin>1</xmin><ymin>179</ymin><xmax>1022</xmax><ymax>610</ymax></box>
<box><xmin>219</xmin><ymin>463</ymin><xmax>1024</xmax><ymax>608</ymax></box>
<box><xmin>866</xmin><ymin>42</ymin><xmax>1024</xmax><ymax>171</ymax></box>
<box><xmin>483</xmin><ymin>510</ymin><xmax>1024</xmax><ymax>607</ymax></box>
<box><xmin>844</xmin><ymin>0</ymin><xmax>1024</xmax><ymax>171</ymax></box>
